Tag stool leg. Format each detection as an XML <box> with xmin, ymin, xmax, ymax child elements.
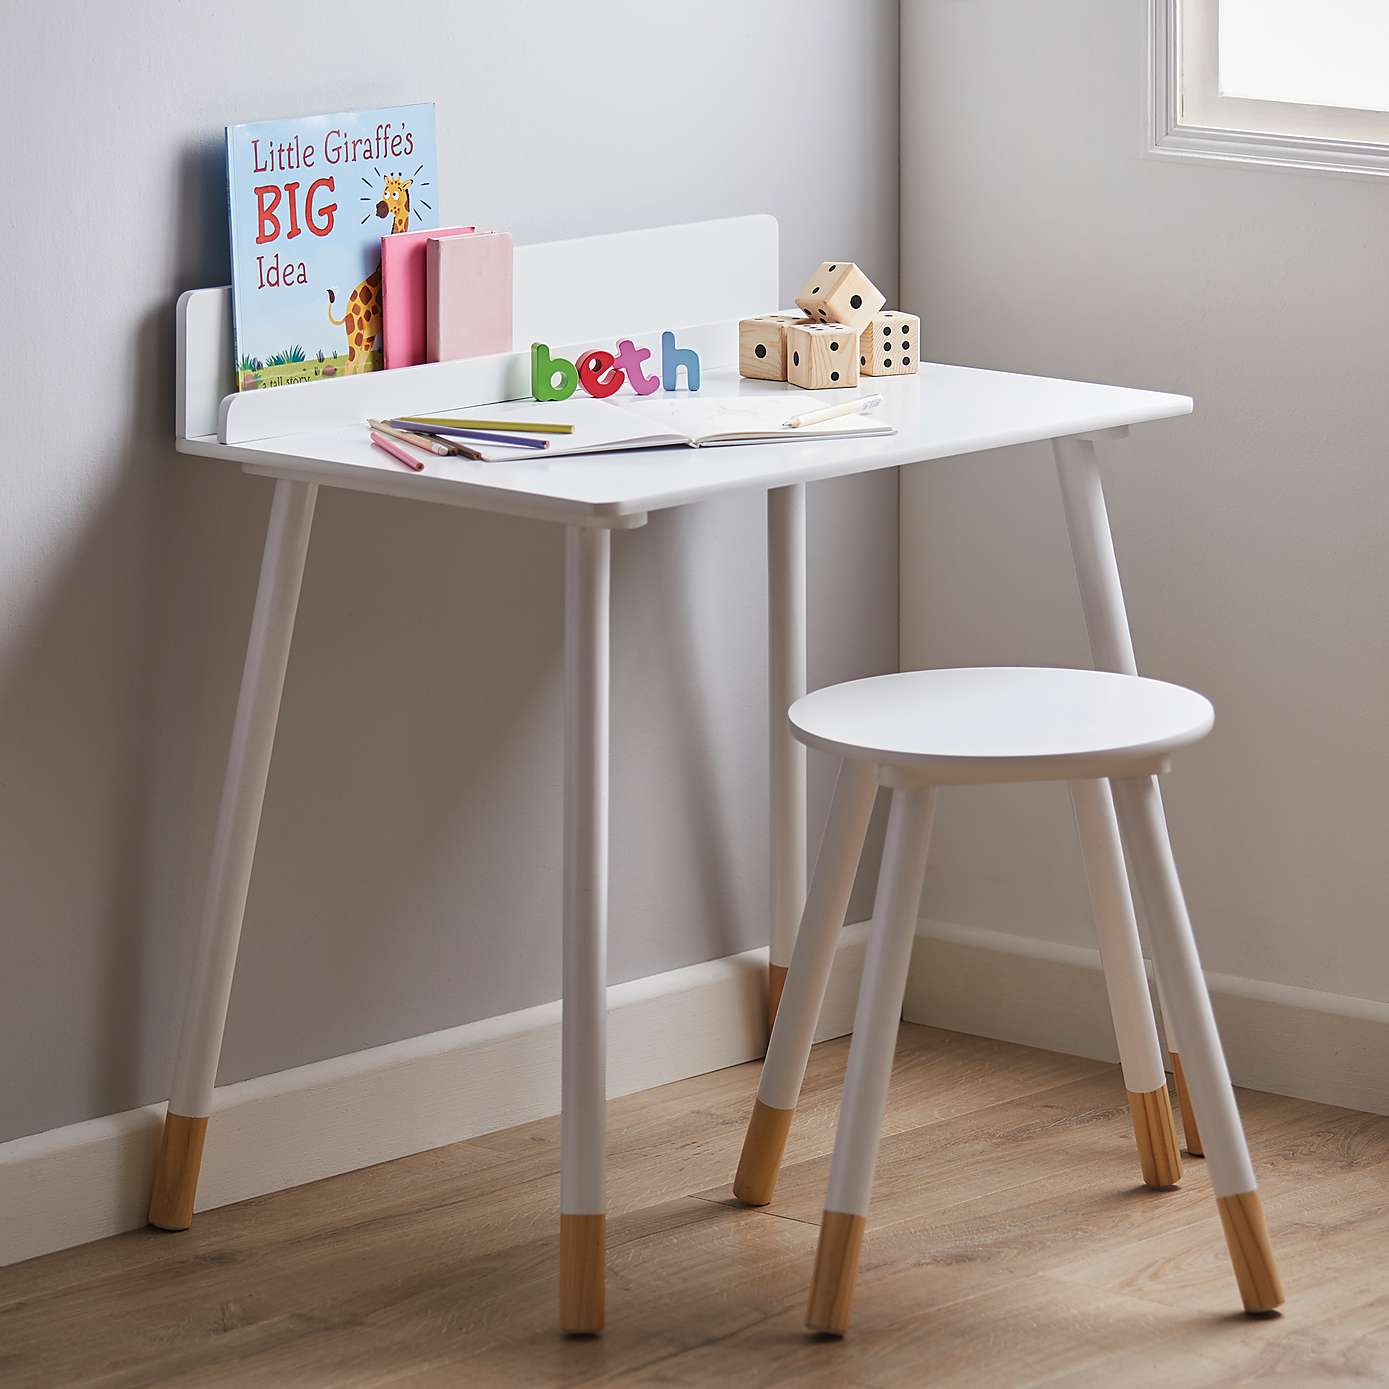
<box><xmin>560</xmin><ymin>525</ymin><xmax>611</xmax><ymax>1335</ymax></box>
<box><xmin>1112</xmin><ymin>775</ymin><xmax>1284</xmax><ymax>1314</ymax></box>
<box><xmin>150</xmin><ymin>479</ymin><xmax>317</xmax><ymax>1231</ymax></box>
<box><xmin>768</xmin><ymin>484</ymin><xmax>808</xmax><ymax>1028</ymax></box>
<box><xmin>1160</xmin><ymin>971</ymin><xmax>1205</xmax><ymax>1156</ymax></box>
<box><xmin>808</xmin><ymin>786</ymin><xmax>936</xmax><ymax>1335</ymax></box>
<box><xmin>735</xmin><ymin>760</ymin><xmax>878</xmax><ymax>1206</ymax></box>
<box><xmin>1053</xmin><ymin>434</ymin><xmax>1201</xmax><ymax>1155</ymax></box>
<box><xmin>1070</xmin><ymin>779</ymin><xmax>1181</xmax><ymax>1189</ymax></box>
<box><xmin>1128</xmin><ymin>853</ymin><xmax>1204</xmax><ymax>1156</ymax></box>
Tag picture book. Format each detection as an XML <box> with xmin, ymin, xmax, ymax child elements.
<box><xmin>225</xmin><ymin>103</ymin><xmax>438</xmax><ymax>391</ymax></box>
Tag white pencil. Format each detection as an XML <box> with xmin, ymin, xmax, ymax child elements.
<box><xmin>783</xmin><ymin>393</ymin><xmax>884</xmax><ymax>429</ymax></box>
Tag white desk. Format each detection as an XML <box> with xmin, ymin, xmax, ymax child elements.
<box><xmin>182</xmin><ymin>361</ymin><xmax>1188</xmax><ymax>524</ymax></box>
<box><xmin>155</xmin><ymin>217</ymin><xmax>1192</xmax><ymax>1333</ymax></box>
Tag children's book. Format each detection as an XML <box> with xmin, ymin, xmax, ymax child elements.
<box><xmin>427</xmin><ymin>231</ymin><xmax>514</xmax><ymax>363</ymax></box>
<box><xmin>225</xmin><ymin>103</ymin><xmax>438</xmax><ymax>391</ymax></box>
<box><xmin>381</xmin><ymin>225</ymin><xmax>475</xmax><ymax>370</ymax></box>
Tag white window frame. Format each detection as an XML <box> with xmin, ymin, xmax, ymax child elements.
<box><xmin>1150</xmin><ymin>0</ymin><xmax>1389</xmax><ymax>177</ymax></box>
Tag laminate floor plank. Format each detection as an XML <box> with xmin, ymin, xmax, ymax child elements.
<box><xmin>2</xmin><ymin>1024</ymin><xmax>1383</xmax><ymax>1387</ymax></box>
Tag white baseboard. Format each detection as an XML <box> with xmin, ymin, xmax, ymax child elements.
<box><xmin>905</xmin><ymin>918</ymin><xmax>1389</xmax><ymax>1117</ymax></box>
<box><xmin>15</xmin><ymin>914</ymin><xmax>1377</xmax><ymax>1270</ymax></box>
<box><xmin>0</xmin><ymin>924</ymin><xmax>872</xmax><ymax>1268</ymax></box>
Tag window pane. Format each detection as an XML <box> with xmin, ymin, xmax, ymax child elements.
<box><xmin>1220</xmin><ymin>0</ymin><xmax>1389</xmax><ymax>114</ymax></box>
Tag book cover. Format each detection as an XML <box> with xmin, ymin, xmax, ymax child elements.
<box><xmin>225</xmin><ymin>103</ymin><xmax>438</xmax><ymax>390</ymax></box>
<box><xmin>381</xmin><ymin>225</ymin><xmax>474</xmax><ymax>370</ymax></box>
<box><xmin>426</xmin><ymin>231</ymin><xmax>514</xmax><ymax>363</ymax></box>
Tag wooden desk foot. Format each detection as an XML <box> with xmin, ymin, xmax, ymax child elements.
<box><xmin>560</xmin><ymin>1213</ymin><xmax>605</xmax><ymax>1335</ymax></box>
<box><xmin>148</xmin><ymin>1113</ymin><xmax>208</xmax><ymax>1231</ymax></box>
<box><xmin>734</xmin><ymin>1099</ymin><xmax>794</xmax><ymax>1206</ymax></box>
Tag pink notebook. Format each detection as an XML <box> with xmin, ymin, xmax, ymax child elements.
<box><xmin>380</xmin><ymin>224</ymin><xmax>475</xmax><ymax>369</ymax></box>
<box><xmin>426</xmin><ymin>230</ymin><xmax>514</xmax><ymax>363</ymax></box>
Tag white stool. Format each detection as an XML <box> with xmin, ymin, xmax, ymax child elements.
<box><xmin>733</xmin><ymin>666</ymin><xmax>1283</xmax><ymax>1334</ymax></box>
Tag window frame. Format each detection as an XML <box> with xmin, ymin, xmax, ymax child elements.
<box><xmin>1150</xmin><ymin>0</ymin><xmax>1389</xmax><ymax>178</ymax></box>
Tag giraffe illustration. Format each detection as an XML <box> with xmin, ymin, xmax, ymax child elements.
<box><xmin>377</xmin><ymin>173</ymin><xmax>413</xmax><ymax>233</ymax></box>
<box><xmin>325</xmin><ymin>174</ymin><xmax>414</xmax><ymax>372</ymax></box>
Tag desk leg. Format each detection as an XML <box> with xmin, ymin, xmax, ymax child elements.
<box><xmin>149</xmin><ymin>479</ymin><xmax>317</xmax><ymax>1231</ymax></box>
<box><xmin>767</xmin><ymin>484</ymin><xmax>808</xmax><ymax>1029</ymax></box>
<box><xmin>1052</xmin><ymin>435</ymin><xmax>1201</xmax><ymax>1156</ymax></box>
<box><xmin>561</xmin><ymin>525</ymin><xmax>610</xmax><ymax>1335</ymax></box>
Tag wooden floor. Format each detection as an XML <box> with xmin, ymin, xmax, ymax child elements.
<box><xmin>4</xmin><ymin>1025</ymin><xmax>1388</xmax><ymax>1387</ymax></box>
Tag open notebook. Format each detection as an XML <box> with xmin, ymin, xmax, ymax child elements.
<box><xmin>415</xmin><ymin>394</ymin><xmax>895</xmax><ymax>462</ymax></box>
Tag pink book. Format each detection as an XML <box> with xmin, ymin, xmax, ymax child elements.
<box><xmin>380</xmin><ymin>224</ymin><xmax>475</xmax><ymax>369</ymax></box>
<box><xmin>426</xmin><ymin>230</ymin><xmax>514</xmax><ymax>363</ymax></box>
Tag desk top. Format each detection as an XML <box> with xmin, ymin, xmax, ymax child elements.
<box><xmin>177</xmin><ymin>364</ymin><xmax>1192</xmax><ymax>530</ymax></box>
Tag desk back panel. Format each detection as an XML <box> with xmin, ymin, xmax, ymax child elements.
<box><xmin>177</xmin><ymin>214</ymin><xmax>780</xmax><ymax>446</ymax></box>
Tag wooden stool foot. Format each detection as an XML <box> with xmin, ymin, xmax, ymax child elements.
<box><xmin>148</xmin><ymin>1113</ymin><xmax>208</xmax><ymax>1231</ymax></box>
<box><xmin>1128</xmin><ymin>1085</ymin><xmax>1182</xmax><ymax>1188</ymax></box>
<box><xmin>806</xmin><ymin>1211</ymin><xmax>865</xmax><ymax>1335</ymax></box>
<box><xmin>734</xmin><ymin>1099</ymin><xmax>794</xmax><ymax>1206</ymax></box>
<box><xmin>1217</xmin><ymin>1191</ymin><xmax>1284</xmax><ymax>1313</ymax></box>
<box><xmin>1170</xmin><ymin>1051</ymin><xmax>1205</xmax><ymax>1156</ymax></box>
<box><xmin>560</xmin><ymin>1213</ymin><xmax>605</xmax><ymax>1334</ymax></box>
<box><xmin>767</xmin><ymin>963</ymin><xmax>788</xmax><ymax>1030</ymax></box>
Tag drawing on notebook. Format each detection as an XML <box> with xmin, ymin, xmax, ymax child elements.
<box><xmin>392</xmin><ymin>392</ymin><xmax>896</xmax><ymax>463</ymax></box>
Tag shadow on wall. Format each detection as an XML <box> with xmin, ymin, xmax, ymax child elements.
<box><xmin>0</xmin><ymin>296</ymin><xmax>200</xmax><ymax>1139</ymax></box>
<box><xmin>0</xmin><ymin>133</ymin><xmax>256</xmax><ymax>1138</ymax></box>
<box><xmin>0</xmin><ymin>141</ymin><xmax>755</xmax><ymax>1143</ymax></box>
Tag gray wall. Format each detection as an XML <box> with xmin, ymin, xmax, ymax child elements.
<box><xmin>0</xmin><ymin>0</ymin><xmax>900</xmax><ymax>1143</ymax></box>
<box><xmin>901</xmin><ymin>0</ymin><xmax>1388</xmax><ymax>1001</ymax></box>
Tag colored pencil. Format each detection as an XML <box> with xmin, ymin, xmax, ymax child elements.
<box><xmin>370</xmin><ymin>430</ymin><xmax>426</xmax><ymax>471</ymax></box>
<box><xmin>432</xmin><ymin>436</ymin><xmax>486</xmax><ymax>460</ymax></box>
<box><xmin>368</xmin><ymin>419</ymin><xmax>450</xmax><ymax>456</ymax></box>
<box><xmin>387</xmin><ymin>420</ymin><xmax>550</xmax><ymax>450</ymax></box>
<box><xmin>400</xmin><ymin>415</ymin><xmax>575</xmax><ymax>435</ymax></box>
<box><xmin>783</xmin><ymin>393</ymin><xmax>884</xmax><ymax>429</ymax></box>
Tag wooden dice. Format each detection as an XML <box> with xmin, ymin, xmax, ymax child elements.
<box><xmin>860</xmin><ymin>311</ymin><xmax>919</xmax><ymax>376</ymax></box>
<box><xmin>739</xmin><ymin>313</ymin><xmax>812</xmax><ymax>381</ymax></box>
<box><xmin>794</xmin><ymin>262</ymin><xmax>886</xmax><ymax>335</ymax></box>
<box><xmin>786</xmin><ymin>322</ymin><xmax>859</xmax><ymax>390</ymax></box>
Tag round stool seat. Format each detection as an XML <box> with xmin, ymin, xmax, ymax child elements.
<box><xmin>789</xmin><ymin>667</ymin><xmax>1213</xmax><ymax>786</ymax></box>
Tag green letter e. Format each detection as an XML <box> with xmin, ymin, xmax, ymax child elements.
<box><xmin>532</xmin><ymin>341</ymin><xmax>578</xmax><ymax>401</ymax></box>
